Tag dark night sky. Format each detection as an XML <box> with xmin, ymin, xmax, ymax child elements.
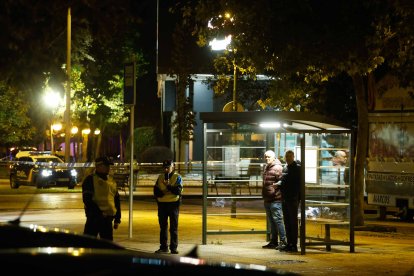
<box><xmin>134</xmin><ymin>0</ymin><xmax>213</xmax><ymax>127</ymax></box>
<box><xmin>134</xmin><ymin>0</ymin><xmax>160</xmax><ymax>127</ymax></box>
<box><xmin>133</xmin><ymin>1</ymin><xmax>179</xmax><ymax>127</ymax></box>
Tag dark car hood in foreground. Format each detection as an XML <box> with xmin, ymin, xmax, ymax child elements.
<box><xmin>0</xmin><ymin>222</ymin><xmax>297</xmax><ymax>275</ymax></box>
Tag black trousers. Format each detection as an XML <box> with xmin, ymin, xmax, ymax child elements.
<box><xmin>84</xmin><ymin>216</ymin><xmax>114</xmax><ymax>241</ymax></box>
<box><xmin>282</xmin><ymin>197</ymin><xmax>299</xmax><ymax>247</ymax></box>
<box><xmin>157</xmin><ymin>201</ymin><xmax>180</xmax><ymax>250</ymax></box>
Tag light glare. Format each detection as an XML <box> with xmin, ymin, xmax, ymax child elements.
<box><xmin>259</xmin><ymin>122</ymin><xmax>281</xmax><ymax>128</ymax></box>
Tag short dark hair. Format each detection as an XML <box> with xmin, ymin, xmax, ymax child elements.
<box><xmin>95</xmin><ymin>156</ymin><xmax>114</xmax><ymax>166</ymax></box>
<box><xmin>162</xmin><ymin>159</ymin><xmax>174</xmax><ymax>168</ymax></box>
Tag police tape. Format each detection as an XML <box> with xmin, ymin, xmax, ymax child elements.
<box><xmin>1</xmin><ymin>161</ymin><xmax>202</xmax><ymax>168</ymax></box>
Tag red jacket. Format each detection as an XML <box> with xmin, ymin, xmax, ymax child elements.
<box><xmin>262</xmin><ymin>160</ymin><xmax>283</xmax><ymax>202</ymax></box>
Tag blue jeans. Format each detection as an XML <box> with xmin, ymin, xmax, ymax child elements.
<box><xmin>264</xmin><ymin>201</ymin><xmax>286</xmax><ymax>244</ymax></box>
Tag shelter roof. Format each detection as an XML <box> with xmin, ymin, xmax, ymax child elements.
<box><xmin>200</xmin><ymin>111</ymin><xmax>352</xmax><ymax>133</ymax></box>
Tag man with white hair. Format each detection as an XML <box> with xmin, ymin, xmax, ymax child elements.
<box><xmin>261</xmin><ymin>150</ymin><xmax>286</xmax><ymax>249</ymax></box>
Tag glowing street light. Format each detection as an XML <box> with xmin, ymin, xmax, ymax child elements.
<box><xmin>50</xmin><ymin>123</ymin><xmax>62</xmax><ymax>153</ymax></box>
<box><xmin>209</xmin><ymin>34</ymin><xmax>238</xmax><ymax>112</ymax></box>
<box><xmin>71</xmin><ymin>126</ymin><xmax>78</xmax><ymax>135</ymax></box>
<box><xmin>43</xmin><ymin>87</ymin><xmax>63</xmax><ymax>153</ymax></box>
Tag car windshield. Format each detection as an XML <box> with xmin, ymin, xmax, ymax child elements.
<box><xmin>33</xmin><ymin>157</ymin><xmax>63</xmax><ymax>163</ymax></box>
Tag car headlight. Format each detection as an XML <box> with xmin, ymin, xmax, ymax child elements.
<box><xmin>70</xmin><ymin>169</ymin><xmax>78</xmax><ymax>177</ymax></box>
<box><xmin>41</xmin><ymin>169</ymin><xmax>53</xmax><ymax>177</ymax></box>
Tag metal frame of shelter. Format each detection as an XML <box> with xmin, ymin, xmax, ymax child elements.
<box><xmin>200</xmin><ymin>111</ymin><xmax>355</xmax><ymax>255</ymax></box>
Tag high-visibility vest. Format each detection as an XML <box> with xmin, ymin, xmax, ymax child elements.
<box><xmin>155</xmin><ymin>173</ymin><xmax>181</xmax><ymax>202</ymax></box>
<box><xmin>92</xmin><ymin>174</ymin><xmax>117</xmax><ymax>216</ymax></box>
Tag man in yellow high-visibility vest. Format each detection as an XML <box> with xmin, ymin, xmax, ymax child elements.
<box><xmin>153</xmin><ymin>159</ymin><xmax>183</xmax><ymax>254</ymax></box>
<box><xmin>82</xmin><ymin>156</ymin><xmax>121</xmax><ymax>241</ymax></box>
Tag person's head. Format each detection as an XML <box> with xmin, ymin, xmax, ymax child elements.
<box><xmin>162</xmin><ymin>159</ymin><xmax>174</xmax><ymax>173</ymax></box>
<box><xmin>285</xmin><ymin>150</ymin><xmax>295</xmax><ymax>165</ymax></box>
<box><xmin>264</xmin><ymin>150</ymin><xmax>276</xmax><ymax>165</ymax></box>
<box><xmin>333</xmin><ymin>150</ymin><xmax>347</xmax><ymax>166</ymax></box>
<box><xmin>95</xmin><ymin>156</ymin><xmax>114</xmax><ymax>175</ymax></box>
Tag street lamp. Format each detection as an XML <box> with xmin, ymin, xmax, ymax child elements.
<box><xmin>43</xmin><ymin>87</ymin><xmax>62</xmax><ymax>153</ymax></box>
<box><xmin>81</xmin><ymin>128</ymin><xmax>91</xmax><ymax>162</ymax></box>
<box><xmin>209</xmin><ymin>32</ymin><xmax>240</xmax><ymax>218</ymax></box>
<box><xmin>209</xmin><ymin>35</ymin><xmax>239</xmax><ymax>112</ymax></box>
<box><xmin>50</xmin><ymin>123</ymin><xmax>62</xmax><ymax>153</ymax></box>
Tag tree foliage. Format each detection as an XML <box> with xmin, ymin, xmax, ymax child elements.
<box><xmin>0</xmin><ymin>82</ymin><xmax>35</xmax><ymax>145</ymax></box>
<box><xmin>0</xmin><ymin>0</ymin><xmax>148</xmax><ymax>152</ymax></box>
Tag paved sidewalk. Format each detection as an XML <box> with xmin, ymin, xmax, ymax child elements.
<box><xmin>110</xmin><ymin>195</ymin><xmax>414</xmax><ymax>276</ymax></box>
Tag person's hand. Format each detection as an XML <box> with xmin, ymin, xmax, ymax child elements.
<box><xmin>114</xmin><ymin>222</ymin><xmax>119</xmax><ymax>229</ymax></box>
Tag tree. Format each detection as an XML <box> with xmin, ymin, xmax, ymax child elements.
<box><xmin>179</xmin><ymin>0</ymin><xmax>414</xmax><ymax>225</ymax></box>
<box><xmin>125</xmin><ymin>126</ymin><xmax>163</xmax><ymax>162</ymax></box>
<box><xmin>0</xmin><ymin>81</ymin><xmax>35</xmax><ymax>146</ymax></box>
<box><xmin>0</xmin><ymin>0</ymin><xmax>149</xmax><ymax>155</ymax></box>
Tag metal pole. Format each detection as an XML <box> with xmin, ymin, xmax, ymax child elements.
<box><xmin>230</xmin><ymin>59</ymin><xmax>237</xmax><ymax>217</ymax></box>
<box><xmin>65</xmin><ymin>7</ymin><xmax>71</xmax><ymax>162</ymax></box>
<box><xmin>300</xmin><ymin>133</ymin><xmax>306</xmax><ymax>255</ymax></box>
<box><xmin>128</xmin><ymin>105</ymin><xmax>134</xmax><ymax>238</ymax></box>
<box><xmin>232</xmin><ymin>59</ymin><xmax>237</xmax><ymax>111</ymax></box>
<box><xmin>50</xmin><ymin>124</ymin><xmax>54</xmax><ymax>153</ymax></box>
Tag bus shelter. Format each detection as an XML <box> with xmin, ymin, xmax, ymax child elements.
<box><xmin>200</xmin><ymin>111</ymin><xmax>355</xmax><ymax>255</ymax></box>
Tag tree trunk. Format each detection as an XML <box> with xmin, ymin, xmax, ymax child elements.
<box><xmin>351</xmin><ymin>73</ymin><xmax>369</xmax><ymax>226</ymax></box>
<box><xmin>94</xmin><ymin>134</ymin><xmax>102</xmax><ymax>160</ymax></box>
<box><xmin>119</xmin><ymin>133</ymin><xmax>124</xmax><ymax>162</ymax></box>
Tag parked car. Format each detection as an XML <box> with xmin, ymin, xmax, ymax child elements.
<box><xmin>0</xmin><ymin>219</ymin><xmax>296</xmax><ymax>275</ymax></box>
<box><xmin>9</xmin><ymin>151</ymin><xmax>78</xmax><ymax>189</ymax></box>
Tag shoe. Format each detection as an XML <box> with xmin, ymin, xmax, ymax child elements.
<box><xmin>155</xmin><ymin>248</ymin><xmax>169</xmax><ymax>254</ymax></box>
<box><xmin>262</xmin><ymin>242</ymin><xmax>277</xmax><ymax>249</ymax></box>
<box><xmin>276</xmin><ymin>241</ymin><xmax>287</xmax><ymax>250</ymax></box>
<box><xmin>288</xmin><ymin>245</ymin><xmax>298</xmax><ymax>252</ymax></box>
<box><xmin>279</xmin><ymin>244</ymin><xmax>290</xmax><ymax>252</ymax></box>
<box><xmin>279</xmin><ymin>244</ymin><xmax>298</xmax><ymax>252</ymax></box>
<box><xmin>170</xmin><ymin>249</ymin><xmax>179</xmax><ymax>254</ymax></box>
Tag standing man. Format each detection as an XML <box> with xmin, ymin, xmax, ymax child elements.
<box><xmin>262</xmin><ymin>150</ymin><xmax>287</xmax><ymax>249</ymax></box>
<box><xmin>278</xmin><ymin>150</ymin><xmax>301</xmax><ymax>252</ymax></box>
<box><xmin>153</xmin><ymin>159</ymin><xmax>183</xmax><ymax>254</ymax></box>
<box><xmin>82</xmin><ymin>156</ymin><xmax>121</xmax><ymax>241</ymax></box>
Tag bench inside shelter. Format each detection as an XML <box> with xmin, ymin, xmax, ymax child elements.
<box><xmin>301</xmin><ymin>217</ymin><xmax>351</xmax><ymax>251</ymax></box>
<box><xmin>207</xmin><ymin>160</ymin><xmax>253</xmax><ymax>195</ymax></box>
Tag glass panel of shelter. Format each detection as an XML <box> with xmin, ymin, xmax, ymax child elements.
<box><xmin>204</xmin><ymin>127</ymin><xmax>351</xmax><ymax>251</ymax></box>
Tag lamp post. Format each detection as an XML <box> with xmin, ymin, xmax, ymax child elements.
<box><xmin>209</xmin><ymin>35</ymin><xmax>238</xmax><ymax>112</ymax></box>
<box><xmin>50</xmin><ymin>123</ymin><xmax>62</xmax><ymax>154</ymax></box>
<box><xmin>71</xmin><ymin>126</ymin><xmax>79</xmax><ymax>161</ymax></box>
<box><xmin>81</xmin><ymin>128</ymin><xmax>91</xmax><ymax>162</ymax></box>
<box><xmin>92</xmin><ymin>128</ymin><xmax>101</xmax><ymax>160</ymax></box>
<box><xmin>43</xmin><ymin>87</ymin><xmax>62</xmax><ymax>153</ymax></box>
<box><xmin>209</xmin><ymin>33</ymin><xmax>240</xmax><ymax>218</ymax></box>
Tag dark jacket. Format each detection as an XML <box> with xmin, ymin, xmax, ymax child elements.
<box><xmin>262</xmin><ymin>160</ymin><xmax>283</xmax><ymax>202</ymax></box>
<box><xmin>82</xmin><ymin>173</ymin><xmax>121</xmax><ymax>223</ymax></box>
<box><xmin>280</xmin><ymin>160</ymin><xmax>301</xmax><ymax>200</ymax></box>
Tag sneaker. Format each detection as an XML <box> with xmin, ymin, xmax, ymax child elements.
<box><xmin>262</xmin><ymin>242</ymin><xmax>277</xmax><ymax>249</ymax></box>
<box><xmin>276</xmin><ymin>241</ymin><xmax>287</xmax><ymax>250</ymax></box>
<box><xmin>278</xmin><ymin>244</ymin><xmax>290</xmax><ymax>252</ymax></box>
<box><xmin>170</xmin><ymin>249</ymin><xmax>179</xmax><ymax>254</ymax></box>
<box><xmin>279</xmin><ymin>244</ymin><xmax>298</xmax><ymax>253</ymax></box>
<box><xmin>155</xmin><ymin>248</ymin><xmax>169</xmax><ymax>254</ymax></box>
